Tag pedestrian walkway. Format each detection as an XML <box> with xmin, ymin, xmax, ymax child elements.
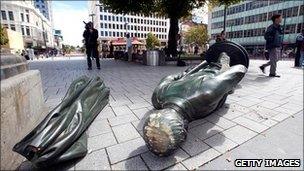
<box><xmin>28</xmin><ymin>57</ymin><xmax>303</xmax><ymax>170</ymax></box>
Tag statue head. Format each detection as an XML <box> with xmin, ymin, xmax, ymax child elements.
<box><xmin>143</xmin><ymin>108</ymin><xmax>187</xmax><ymax>156</ymax></box>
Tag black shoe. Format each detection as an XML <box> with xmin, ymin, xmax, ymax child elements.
<box><xmin>269</xmin><ymin>74</ymin><xmax>280</xmax><ymax>77</ymax></box>
<box><xmin>97</xmin><ymin>67</ymin><xmax>101</xmax><ymax>70</ymax></box>
<box><xmin>259</xmin><ymin>66</ymin><xmax>265</xmax><ymax>73</ymax></box>
<box><xmin>88</xmin><ymin>67</ymin><xmax>92</xmax><ymax>70</ymax></box>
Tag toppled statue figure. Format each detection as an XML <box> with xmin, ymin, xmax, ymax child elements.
<box><xmin>143</xmin><ymin>41</ymin><xmax>249</xmax><ymax>156</ymax></box>
<box><xmin>13</xmin><ymin>76</ymin><xmax>110</xmax><ymax>168</ymax></box>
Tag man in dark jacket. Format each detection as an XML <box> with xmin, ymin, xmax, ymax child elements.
<box><xmin>259</xmin><ymin>14</ymin><xmax>283</xmax><ymax>77</ymax></box>
<box><xmin>83</xmin><ymin>22</ymin><xmax>100</xmax><ymax>70</ymax></box>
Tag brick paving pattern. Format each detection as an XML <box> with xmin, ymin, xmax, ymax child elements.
<box><xmin>28</xmin><ymin>57</ymin><xmax>303</xmax><ymax>170</ymax></box>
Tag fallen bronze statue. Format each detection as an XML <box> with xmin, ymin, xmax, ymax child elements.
<box><xmin>13</xmin><ymin>76</ymin><xmax>110</xmax><ymax>168</ymax></box>
<box><xmin>143</xmin><ymin>41</ymin><xmax>249</xmax><ymax>156</ymax></box>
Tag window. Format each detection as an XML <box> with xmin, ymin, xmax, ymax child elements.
<box><xmin>100</xmin><ymin>15</ymin><xmax>103</xmax><ymax>20</ymax></box>
<box><xmin>292</xmin><ymin>7</ymin><xmax>299</xmax><ymax>17</ymax></box>
<box><xmin>101</xmin><ymin>31</ymin><xmax>104</xmax><ymax>36</ymax></box>
<box><xmin>8</xmin><ymin>11</ymin><xmax>14</xmax><ymax>20</ymax></box>
<box><xmin>105</xmin><ymin>31</ymin><xmax>108</xmax><ymax>36</ymax></box>
<box><xmin>26</xmin><ymin>14</ymin><xmax>29</xmax><ymax>22</ymax></box>
<box><xmin>99</xmin><ymin>7</ymin><xmax>103</xmax><ymax>12</ymax></box>
<box><xmin>300</xmin><ymin>5</ymin><xmax>304</xmax><ymax>15</ymax></box>
<box><xmin>109</xmin><ymin>23</ymin><xmax>111</xmax><ymax>29</ymax></box>
<box><xmin>10</xmin><ymin>24</ymin><xmax>16</xmax><ymax>31</ymax></box>
<box><xmin>108</xmin><ymin>15</ymin><xmax>111</xmax><ymax>21</ymax></box>
<box><xmin>112</xmin><ymin>16</ymin><xmax>115</xmax><ymax>21</ymax></box>
<box><xmin>104</xmin><ymin>15</ymin><xmax>107</xmax><ymax>20</ymax></box>
<box><xmin>26</xmin><ymin>26</ymin><xmax>30</xmax><ymax>36</ymax></box>
<box><xmin>1</xmin><ymin>10</ymin><xmax>7</xmax><ymax>20</ymax></box>
<box><xmin>21</xmin><ymin>25</ymin><xmax>25</xmax><ymax>35</ymax></box>
<box><xmin>36</xmin><ymin>5</ymin><xmax>40</xmax><ymax>8</ymax></box>
<box><xmin>20</xmin><ymin>13</ymin><xmax>24</xmax><ymax>21</ymax></box>
<box><xmin>100</xmin><ymin>23</ymin><xmax>103</xmax><ymax>28</ymax></box>
<box><xmin>105</xmin><ymin>23</ymin><xmax>107</xmax><ymax>28</ymax></box>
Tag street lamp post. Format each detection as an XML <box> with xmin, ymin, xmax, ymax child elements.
<box><xmin>223</xmin><ymin>5</ymin><xmax>227</xmax><ymax>32</ymax></box>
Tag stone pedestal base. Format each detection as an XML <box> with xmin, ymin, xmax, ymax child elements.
<box><xmin>0</xmin><ymin>70</ymin><xmax>46</xmax><ymax>170</ymax></box>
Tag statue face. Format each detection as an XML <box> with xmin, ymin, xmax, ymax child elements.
<box><xmin>143</xmin><ymin>108</ymin><xmax>187</xmax><ymax>156</ymax></box>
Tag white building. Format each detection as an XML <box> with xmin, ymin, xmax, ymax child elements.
<box><xmin>208</xmin><ymin>0</ymin><xmax>304</xmax><ymax>52</ymax></box>
<box><xmin>1</xmin><ymin>0</ymin><xmax>54</xmax><ymax>48</ymax></box>
<box><xmin>34</xmin><ymin>0</ymin><xmax>52</xmax><ymax>21</ymax></box>
<box><xmin>88</xmin><ymin>1</ymin><xmax>170</xmax><ymax>45</ymax></box>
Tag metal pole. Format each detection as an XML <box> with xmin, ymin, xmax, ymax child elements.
<box><xmin>281</xmin><ymin>16</ymin><xmax>286</xmax><ymax>59</ymax></box>
<box><xmin>223</xmin><ymin>5</ymin><xmax>227</xmax><ymax>31</ymax></box>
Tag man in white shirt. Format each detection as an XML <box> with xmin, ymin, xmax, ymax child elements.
<box><xmin>126</xmin><ymin>33</ymin><xmax>132</xmax><ymax>61</ymax></box>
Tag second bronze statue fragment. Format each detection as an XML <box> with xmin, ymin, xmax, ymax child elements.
<box><xmin>143</xmin><ymin>41</ymin><xmax>249</xmax><ymax>156</ymax></box>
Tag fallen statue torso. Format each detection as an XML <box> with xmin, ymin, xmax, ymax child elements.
<box><xmin>144</xmin><ymin>48</ymin><xmax>248</xmax><ymax>156</ymax></box>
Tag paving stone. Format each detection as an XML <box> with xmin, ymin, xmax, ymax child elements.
<box><xmin>205</xmin><ymin>114</ymin><xmax>236</xmax><ymax>130</ymax></box>
<box><xmin>256</xmin><ymin>101</ymin><xmax>281</xmax><ymax>109</ymax></box>
<box><xmin>188</xmin><ymin>118</ymin><xmax>207</xmax><ymax>129</ymax></box>
<box><xmin>132</xmin><ymin>107</ymin><xmax>150</xmax><ymax>119</ymax></box>
<box><xmin>96</xmin><ymin>107</ymin><xmax>116</xmax><ymax>120</ymax></box>
<box><xmin>132</xmin><ymin>119</ymin><xmax>146</xmax><ymax>132</ymax></box>
<box><xmin>87</xmin><ymin>119</ymin><xmax>112</xmax><ymax>137</ymax></box>
<box><xmin>128</xmin><ymin>101</ymin><xmax>151</xmax><ymax>110</ymax></box>
<box><xmin>108</xmin><ymin>114</ymin><xmax>138</xmax><ymax>126</ymax></box>
<box><xmin>75</xmin><ymin>149</ymin><xmax>110</xmax><ymax>170</ymax></box>
<box><xmin>141</xmin><ymin>148</ymin><xmax>190</xmax><ymax>170</ymax></box>
<box><xmin>165</xmin><ymin>163</ymin><xmax>188</xmax><ymax>170</ymax></box>
<box><xmin>233</xmin><ymin>116</ymin><xmax>269</xmax><ymax>133</ymax></box>
<box><xmin>111</xmin><ymin>156</ymin><xmax>148</xmax><ymax>170</ymax></box>
<box><xmin>189</xmin><ymin>122</ymin><xmax>223</xmax><ymax>140</ymax></box>
<box><xmin>180</xmin><ymin>133</ymin><xmax>210</xmax><ymax>156</ymax></box>
<box><xmin>112</xmin><ymin>123</ymin><xmax>140</xmax><ymax>143</ymax></box>
<box><xmin>107</xmin><ymin>137</ymin><xmax>148</xmax><ymax>164</ymax></box>
<box><xmin>204</xmin><ymin>133</ymin><xmax>238</xmax><ymax>153</ymax></box>
<box><xmin>112</xmin><ymin>105</ymin><xmax>133</xmax><ymax>116</ymax></box>
<box><xmin>182</xmin><ymin>148</ymin><xmax>221</xmax><ymax>170</ymax></box>
<box><xmin>88</xmin><ymin>132</ymin><xmax>117</xmax><ymax>151</ymax></box>
<box><xmin>271</xmin><ymin>112</ymin><xmax>291</xmax><ymax>122</ymax></box>
<box><xmin>216</xmin><ymin>108</ymin><xmax>246</xmax><ymax>120</ymax></box>
<box><xmin>249</xmin><ymin>105</ymin><xmax>280</xmax><ymax>117</ymax></box>
<box><xmin>221</xmin><ymin>125</ymin><xmax>258</xmax><ymax>145</ymax></box>
<box><xmin>261</xmin><ymin>119</ymin><xmax>278</xmax><ymax>127</ymax></box>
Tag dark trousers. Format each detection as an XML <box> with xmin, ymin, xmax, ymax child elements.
<box><xmin>86</xmin><ymin>46</ymin><xmax>100</xmax><ymax>68</ymax></box>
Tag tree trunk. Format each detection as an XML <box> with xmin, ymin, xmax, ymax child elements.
<box><xmin>168</xmin><ymin>17</ymin><xmax>179</xmax><ymax>57</ymax></box>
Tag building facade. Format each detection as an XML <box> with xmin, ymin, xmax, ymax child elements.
<box><xmin>88</xmin><ymin>1</ymin><xmax>170</xmax><ymax>44</ymax></box>
<box><xmin>1</xmin><ymin>0</ymin><xmax>54</xmax><ymax>49</ymax></box>
<box><xmin>208</xmin><ymin>0</ymin><xmax>304</xmax><ymax>52</ymax></box>
<box><xmin>34</xmin><ymin>0</ymin><xmax>52</xmax><ymax>21</ymax></box>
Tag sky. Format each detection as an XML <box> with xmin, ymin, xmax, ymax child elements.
<box><xmin>52</xmin><ymin>1</ymin><xmax>208</xmax><ymax>46</ymax></box>
<box><xmin>53</xmin><ymin>1</ymin><xmax>89</xmax><ymax>47</ymax></box>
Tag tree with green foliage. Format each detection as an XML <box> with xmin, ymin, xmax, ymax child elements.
<box><xmin>185</xmin><ymin>25</ymin><xmax>208</xmax><ymax>47</ymax></box>
<box><xmin>146</xmin><ymin>32</ymin><xmax>160</xmax><ymax>50</ymax></box>
<box><xmin>101</xmin><ymin>0</ymin><xmax>240</xmax><ymax>57</ymax></box>
<box><xmin>0</xmin><ymin>26</ymin><xmax>9</xmax><ymax>46</ymax></box>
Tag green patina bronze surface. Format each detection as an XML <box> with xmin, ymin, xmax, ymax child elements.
<box><xmin>13</xmin><ymin>76</ymin><xmax>110</xmax><ymax>168</ymax></box>
<box><xmin>144</xmin><ymin>41</ymin><xmax>249</xmax><ymax>156</ymax></box>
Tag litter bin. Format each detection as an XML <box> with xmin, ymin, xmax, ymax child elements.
<box><xmin>146</xmin><ymin>50</ymin><xmax>159</xmax><ymax>66</ymax></box>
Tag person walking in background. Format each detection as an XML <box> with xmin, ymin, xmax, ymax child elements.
<box><xmin>194</xmin><ymin>45</ymin><xmax>199</xmax><ymax>55</ymax></box>
<box><xmin>259</xmin><ymin>14</ymin><xmax>283</xmax><ymax>77</ymax></box>
<box><xmin>126</xmin><ymin>33</ymin><xmax>132</xmax><ymax>61</ymax></box>
<box><xmin>83</xmin><ymin>22</ymin><xmax>100</xmax><ymax>70</ymax></box>
<box><xmin>216</xmin><ymin>30</ymin><xmax>226</xmax><ymax>42</ymax></box>
<box><xmin>109</xmin><ymin>41</ymin><xmax>114</xmax><ymax>58</ymax></box>
<box><xmin>295</xmin><ymin>30</ymin><xmax>304</xmax><ymax>67</ymax></box>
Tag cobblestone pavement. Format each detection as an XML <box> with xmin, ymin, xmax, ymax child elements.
<box><xmin>28</xmin><ymin>57</ymin><xmax>303</xmax><ymax>170</ymax></box>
